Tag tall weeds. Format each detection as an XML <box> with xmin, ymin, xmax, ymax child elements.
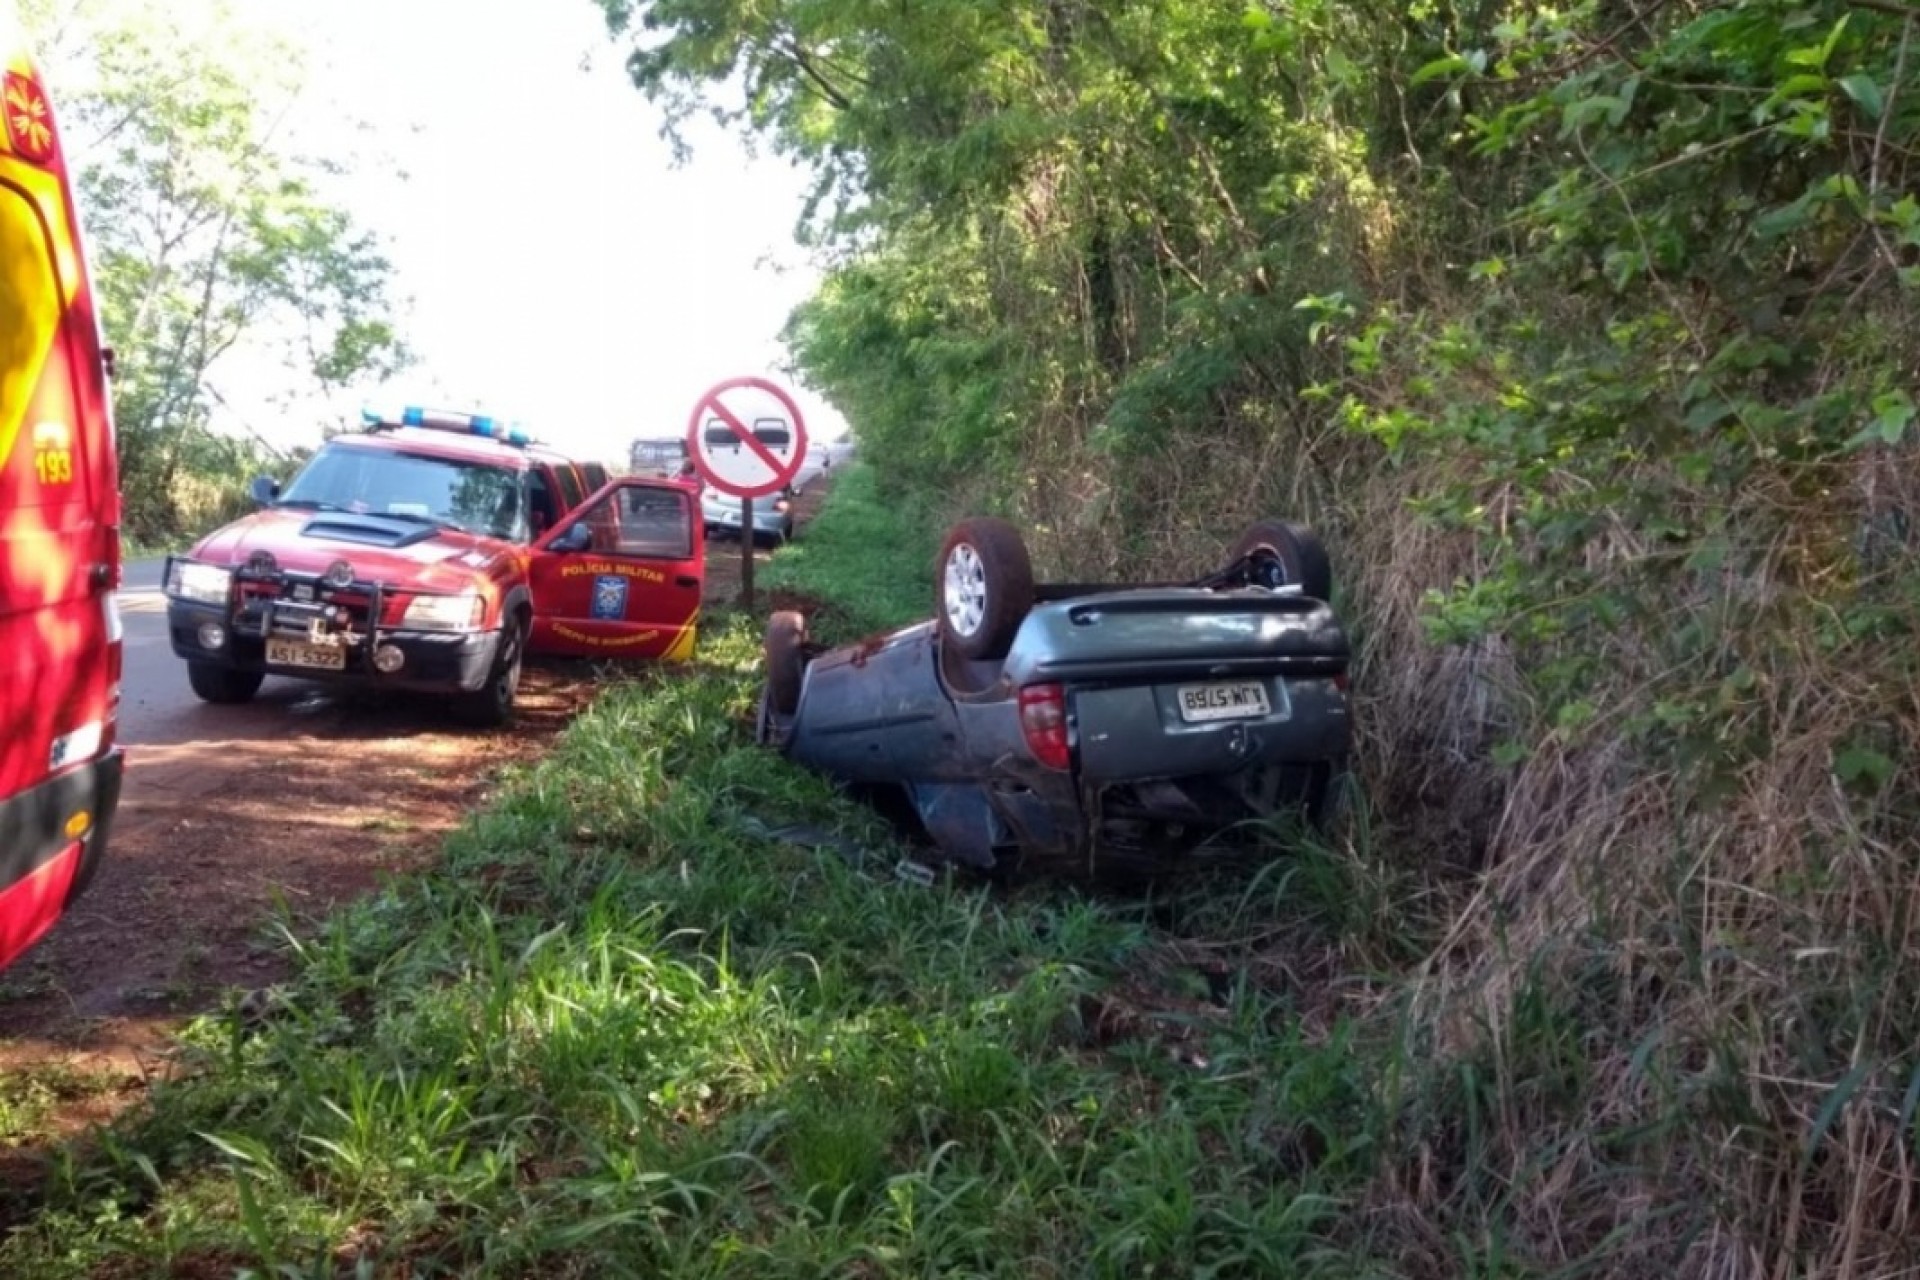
<box><xmin>921</xmin><ymin>2</ymin><xmax>1920</xmax><ymax>1271</ymax></box>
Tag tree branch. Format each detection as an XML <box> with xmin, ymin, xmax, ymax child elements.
<box><xmin>776</xmin><ymin>36</ymin><xmax>854</xmax><ymax>111</ymax></box>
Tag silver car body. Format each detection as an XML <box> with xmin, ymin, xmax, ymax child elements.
<box><xmin>763</xmin><ymin>587</ymin><xmax>1351</xmax><ymax>875</ymax></box>
<box><xmin>701</xmin><ymin>487</ymin><xmax>794</xmax><ymax>542</ymax></box>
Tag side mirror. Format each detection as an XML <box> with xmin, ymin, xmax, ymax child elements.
<box><xmin>248</xmin><ymin>475</ymin><xmax>280</xmax><ymax>506</ymax></box>
<box><xmin>552</xmin><ymin>522</ymin><xmax>593</xmax><ymax>553</ymax></box>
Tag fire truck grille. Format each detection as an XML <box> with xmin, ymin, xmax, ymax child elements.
<box><xmin>233</xmin><ymin>575</ymin><xmax>376</xmax><ymax>642</ymax></box>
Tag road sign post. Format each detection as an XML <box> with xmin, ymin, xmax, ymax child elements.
<box><xmin>741</xmin><ymin>495</ymin><xmax>754</xmax><ymax>608</ymax></box>
<box><xmin>686</xmin><ymin>378</ymin><xmax>810</xmax><ymax>612</ymax></box>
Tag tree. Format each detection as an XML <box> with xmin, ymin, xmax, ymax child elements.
<box><xmin>597</xmin><ymin>4</ymin><xmax>1920</xmax><ymax>1270</ymax></box>
<box><xmin>22</xmin><ymin>0</ymin><xmax>409</xmax><ymax>540</ymax></box>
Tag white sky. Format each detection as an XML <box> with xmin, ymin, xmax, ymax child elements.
<box><xmin>216</xmin><ymin>0</ymin><xmax>845</xmax><ymax>465</ymax></box>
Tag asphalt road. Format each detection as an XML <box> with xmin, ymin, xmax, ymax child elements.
<box><xmin>118</xmin><ymin>559</ymin><xmax>342</xmax><ymax>747</ymax></box>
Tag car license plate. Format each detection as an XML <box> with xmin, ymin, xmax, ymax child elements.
<box><xmin>266</xmin><ymin>638</ymin><xmax>346</xmax><ymax>670</ymax></box>
<box><xmin>1176</xmin><ymin>680</ymin><xmax>1271</xmax><ymax>723</ymax></box>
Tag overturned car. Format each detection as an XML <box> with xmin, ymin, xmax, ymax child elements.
<box><xmin>756</xmin><ymin>517</ymin><xmax>1352</xmax><ymax>878</ymax></box>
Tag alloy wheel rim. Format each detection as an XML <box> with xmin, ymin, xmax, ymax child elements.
<box><xmin>944</xmin><ymin>544</ymin><xmax>987</xmax><ymax>636</ymax></box>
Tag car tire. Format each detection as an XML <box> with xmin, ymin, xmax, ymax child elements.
<box><xmin>937</xmin><ymin>518</ymin><xmax>1035</xmax><ymax>662</ymax></box>
<box><xmin>1228</xmin><ymin>519</ymin><xmax>1333</xmax><ymax>601</ymax></box>
<box><xmin>765</xmin><ymin>610</ymin><xmax>808</xmax><ymax>717</ymax></box>
<box><xmin>187</xmin><ymin>661</ymin><xmax>263</xmax><ymax>705</ymax></box>
<box><xmin>452</xmin><ymin>612</ymin><xmax>526</xmax><ymax>729</ymax></box>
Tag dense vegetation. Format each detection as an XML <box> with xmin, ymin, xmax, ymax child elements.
<box><xmin>3</xmin><ymin>0</ymin><xmax>1913</xmax><ymax>1272</ymax></box>
<box><xmin>597</xmin><ymin>0</ymin><xmax>1920</xmax><ymax>1272</ymax></box>
<box><xmin>23</xmin><ymin>0</ymin><xmax>405</xmax><ymax>544</ymax></box>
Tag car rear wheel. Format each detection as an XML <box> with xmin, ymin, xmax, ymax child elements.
<box><xmin>187</xmin><ymin>661</ymin><xmax>263</xmax><ymax>705</ymax></box>
<box><xmin>1228</xmin><ymin>519</ymin><xmax>1333</xmax><ymax>601</ymax></box>
<box><xmin>937</xmin><ymin>517</ymin><xmax>1034</xmax><ymax>661</ymax></box>
<box><xmin>453</xmin><ymin>613</ymin><xmax>526</xmax><ymax>729</ymax></box>
<box><xmin>765</xmin><ymin>610</ymin><xmax>808</xmax><ymax>717</ymax></box>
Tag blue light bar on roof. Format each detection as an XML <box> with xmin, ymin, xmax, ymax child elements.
<box><xmin>385</xmin><ymin>405</ymin><xmax>531</xmax><ymax>448</ymax></box>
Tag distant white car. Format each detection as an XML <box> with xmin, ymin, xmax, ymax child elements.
<box><xmin>701</xmin><ymin>484</ymin><xmax>795</xmax><ymax>544</ymax></box>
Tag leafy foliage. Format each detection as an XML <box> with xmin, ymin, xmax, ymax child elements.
<box><xmin>22</xmin><ymin>0</ymin><xmax>409</xmax><ymax>541</ymax></box>
<box><xmin>602</xmin><ymin>0</ymin><xmax>1920</xmax><ymax>1269</ymax></box>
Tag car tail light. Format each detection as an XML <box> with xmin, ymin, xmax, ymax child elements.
<box><xmin>1333</xmin><ymin>671</ymin><xmax>1350</xmax><ymax>692</ymax></box>
<box><xmin>1018</xmin><ymin>683</ymin><xmax>1071</xmax><ymax>770</ymax></box>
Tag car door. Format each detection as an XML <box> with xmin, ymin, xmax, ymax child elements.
<box><xmin>526</xmin><ymin>478</ymin><xmax>704</xmax><ymax>659</ymax></box>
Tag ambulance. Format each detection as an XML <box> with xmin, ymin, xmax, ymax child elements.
<box><xmin>0</xmin><ymin>6</ymin><xmax>124</xmax><ymax>970</ymax></box>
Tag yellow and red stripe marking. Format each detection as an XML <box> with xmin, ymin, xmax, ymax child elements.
<box><xmin>0</xmin><ymin>47</ymin><xmax>83</xmax><ymax>484</ymax></box>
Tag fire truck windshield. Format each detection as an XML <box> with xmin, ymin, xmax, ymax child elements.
<box><xmin>279</xmin><ymin>446</ymin><xmax>525</xmax><ymax>540</ymax></box>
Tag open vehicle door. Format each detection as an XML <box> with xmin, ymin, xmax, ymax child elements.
<box><xmin>527</xmin><ymin>478</ymin><xmax>704</xmax><ymax>659</ymax></box>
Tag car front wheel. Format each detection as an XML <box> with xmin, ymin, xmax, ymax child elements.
<box><xmin>187</xmin><ymin>661</ymin><xmax>263</xmax><ymax>705</ymax></box>
<box><xmin>936</xmin><ymin>517</ymin><xmax>1035</xmax><ymax>662</ymax></box>
<box><xmin>1228</xmin><ymin>519</ymin><xmax>1333</xmax><ymax>601</ymax></box>
<box><xmin>452</xmin><ymin>614</ymin><xmax>526</xmax><ymax>729</ymax></box>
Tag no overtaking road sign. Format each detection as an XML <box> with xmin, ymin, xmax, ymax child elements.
<box><xmin>686</xmin><ymin>376</ymin><xmax>809</xmax><ymax>500</ymax></box>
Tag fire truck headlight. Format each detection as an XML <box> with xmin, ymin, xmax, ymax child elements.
<box><xmin>400</xmin><ymin>592</ymin><xmax>485</xmax><ymax>632</ymax></box>
<box><xmin>167</xmin><ymin>561</ymin><xmax>232</xmax><ymax>605</ymax></box>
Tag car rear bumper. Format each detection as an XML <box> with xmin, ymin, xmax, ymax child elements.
<box><xmin>0</xmin><ymin>748</ymin><xmax>124</xmax><ymax>970</ymax></box>
<box><xmin>167</xmin><ymin>601</ymin><xmax>504</xmax><ymax>693</ymax></box>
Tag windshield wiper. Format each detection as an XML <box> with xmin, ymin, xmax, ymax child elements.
<box><xmin>276</xmin><ymin>498</ymin><xmax>347</xmax><ymax>512</ymax></box>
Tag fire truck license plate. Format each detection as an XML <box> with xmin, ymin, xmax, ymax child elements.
<box><xmin>267</xmin><ymin>639</ymin><xmax>346</xmax><ymax>670</ymax></box>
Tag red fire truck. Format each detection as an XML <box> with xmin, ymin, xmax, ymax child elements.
<box><xmin>0</xmin><ymin>8</ymin><xmax>125</xmax><ymax>971</ymax></box>
<box><xmin>164</xmin><ymin>408</ymin><xmax>706</xmax><ymax>727</ymax></box>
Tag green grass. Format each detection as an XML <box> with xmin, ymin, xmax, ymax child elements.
<box><xmin>0</xmin><ymin>1065</ymin><xmax>119</xmax><ymax>1149</ymax></box>
<box><xmin>0</xmin><ymin>629</ymin><xmax>1400</xmax><ymax>1276</ymax></box>
<box><xmin>2</xmin><ymin>466</ymin><xmax>1741</xmax><ymax>1277</ymax></box>
<box><xmin>0</xmin><ymin>470</ymin><xmax>1422</xmax><ymax>1277</ymax></box>
<box><xmin>759</xmin><ymin>461</ymin><xmax>939</xmax><ymax>638</ymax></box>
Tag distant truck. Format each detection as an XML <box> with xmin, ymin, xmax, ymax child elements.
<box><xmin>629</xmin><ymin>436</ymin><xmax>687</xmax><ymax>476</ymax></box>
<box><xmin>0</xmin><ymin>9</ymin><xmax>126</xmax><ymax>970</ymax></box>
<box><xmin>162</xmin><ymin>408</ymin><xmax>706</xmax><ymax>726</ymax></box>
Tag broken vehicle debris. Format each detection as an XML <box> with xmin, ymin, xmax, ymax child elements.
<box><xmin>757</xmin><ymin>516</ymin><xmax>1353</xmax><ymax>878</ymax></box>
